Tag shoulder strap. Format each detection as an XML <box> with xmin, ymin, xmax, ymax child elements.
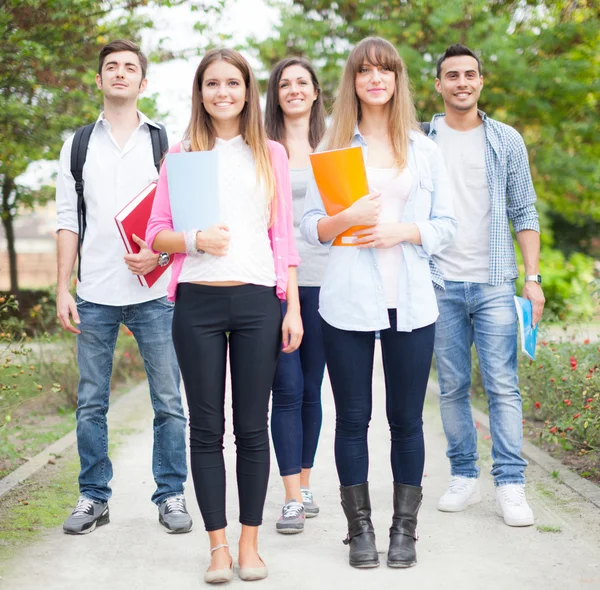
<box><xmin>420</xmin><ymin>122</ymin><xmax>431</xmax><ymax>135</ymax></box>
<box><xmin>148</xmin><ymin>123</ymin><xmax>169</xmax><ymax>173</ymax></box>
<box><xmin>70</xmin><ymin>123</ymin><xmax>95</xmax><ymax>282</ymax></box>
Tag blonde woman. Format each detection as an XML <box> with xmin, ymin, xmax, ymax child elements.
<box><xmin>300</xmin><ymin>37</ymin><xmax>456</xmax><ymax>569</ymax></box>
<box><xmin>147</xmin><ymin>49</ymin><xmax>302</xmax><ymax>583</ymax></box>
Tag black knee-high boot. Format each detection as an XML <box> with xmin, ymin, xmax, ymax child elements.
<box><xmin>387</xmin><ymin>483</ymin><xmax>422</xmax><ymax>568</ymax></box>
<box><xmin>340</xmin><ymin>482</ymin><xmax>379</xmax><ymax>568</ymax></box>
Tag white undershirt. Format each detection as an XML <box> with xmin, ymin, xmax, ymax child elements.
<box><xmin>178</xmin><ymin>135</ymin><xmax>276</xmax><ymax>286</ymax></box>
<box><xmin>366</xmin><ymin>166</ymin><xmax>412</xmax><ymax>307</ymax></box>
<box><xmin>433</xmin><ymin>118</ymin><xmax>490</xmax><ymax>282</ymax></box>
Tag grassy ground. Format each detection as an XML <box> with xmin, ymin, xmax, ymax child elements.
<box><xmin>0</xmin><ymin>443</ymin><xmax>80</xmax><ymax>577</ymax></box>
<box><xmin>1</xmin><ymin>330</ymin><xmax>146</xmax><ymax>479</ymax></box>
<box><xmin>0</xmin><ymin>419</ymin><xmax>138</xmax><ymax>578</ymax></box>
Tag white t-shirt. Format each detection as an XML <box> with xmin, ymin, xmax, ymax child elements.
<box><xmin>366</xmin><ymin>166</ymin><xmax>412</xmax><ymax>308</ymax></box>
<box><xmin>433</xmin><ymin>118</ymin><xmax>490</xmax><ymax>283</ymax></box>
<box><xmin>178</xmin><ymin>135</ymin><xmax>276</xmax><ymax>286</ymax></box>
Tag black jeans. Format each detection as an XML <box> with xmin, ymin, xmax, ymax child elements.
<box><xmin>172</xmin><ymin>283</ymin><xmax>282</xmax><ymax>531</ymax></box>
<box><xmin>321</xmin><ymin>309</ymin><xmax>435</xmax><ymax>487</ymax></box>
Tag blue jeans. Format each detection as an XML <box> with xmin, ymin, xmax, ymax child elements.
<box><xmin>322</xmin><ymin>310</ymin><xmax>435</xmax><ymax>487</ymax></box>
<box><xmin>271</xmin><ymin>287</ymin><xmax>326</xmax><ymax>477</ymax></box>
<box><xmin>75</xmin><ymin>296</ymin><xmax>187</xmax><ymax>504</ymax></box>
<box><xmin>434</xmin><ymin>281</ymin><xmax>527</xmax><ymax>486</ymax></box>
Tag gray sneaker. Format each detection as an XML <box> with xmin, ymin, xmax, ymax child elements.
<box><xmin>301</xmin><ymin>487</ymin><xmax>320</xmax><ymax>518</ymax></box>
<box><xmin>158</xmin><ymin>494</ymin><xmax>193</xmax><ymax>533</ymax></box>
<box><xmin>276</xmin><ymin>499</ymin><xmax>305</xmax><ymax>534</ymax></box>
<box><xmin>63</xmin><ymin>495</ymin><xmax>109</xmax><ymax>535</ymax></box>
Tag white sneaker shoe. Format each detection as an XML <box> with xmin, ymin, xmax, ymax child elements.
<box><xmin>495</xmin><ymin>484</ymin><xmax>534</xmax><ymax>527</ymax></box>
<box><xmin>437</xmin><ymin>476</ymin><xmax>482</xmax><ymax>512</ymax></box>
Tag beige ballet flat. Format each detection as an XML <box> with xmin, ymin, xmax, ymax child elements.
<box><xmin>238</xmin><ymin>555</ymin><xmax>268</xmax><ymax>582</ymax></box>
<box><xmin>204</xmin><ymin>544</ymin><xmax>233</xmax><ymax>585</ymax></box>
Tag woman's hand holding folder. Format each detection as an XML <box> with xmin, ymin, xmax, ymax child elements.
<box><xmin>344</xmin><ymin>190</ymin><xmax>381</xmax><ymax>226</ymax></box>
<box><xmin>316</xmin><ymin>189</ymin><xmax>381</xmax><ymax>243</ymax></box>
<box><xmin>197</xmin><ymin>224</ymin><xmax>231</xmax><ymax>256</ymax></box>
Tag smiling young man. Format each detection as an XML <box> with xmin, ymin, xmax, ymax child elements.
<box><xmin>428</xmin><ymin>44</ymin><xmax>545</xmax><ymax>527</ymax></box>
<box><xmin>55</xmin><ymin>40</ymin><xmax>191</xmax><ymax>535</ymax></box>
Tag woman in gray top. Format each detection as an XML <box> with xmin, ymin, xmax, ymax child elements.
<box><xmin>265</xmin><ymin>57</ymin><xmax>328</xmax><ymax>534</ymax></box>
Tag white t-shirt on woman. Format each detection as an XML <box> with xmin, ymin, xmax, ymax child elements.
<box><xmin>366</xmin><ymin>166</ymin><xmax>412</xmax><ymax>308</ymax></box>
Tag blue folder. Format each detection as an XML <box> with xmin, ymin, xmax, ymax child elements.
<box><xmin>514</xmin><ymin>296</ymin><xmax>539</xmax><ymax>361</ymax></box>
<box><xmin>165</xmin><ymin>151</ymin><xmax>220</xmax><ymax>232</ymax></box>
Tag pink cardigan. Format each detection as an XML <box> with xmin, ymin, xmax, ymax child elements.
<box><xmin>145</xmin><ymin>140</ymin><xmax>300</xmax><ymax>302</ymax></box>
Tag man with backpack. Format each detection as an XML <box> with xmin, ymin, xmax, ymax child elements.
<box><xmin>55</xmin><ymin>39</ymin><xmax>191</xmax><ymax>535</ymax></box>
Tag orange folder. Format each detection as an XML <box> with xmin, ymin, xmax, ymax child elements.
<box><xmin>309</xmin><ymin>146</ymin><xmax>370</xmax><ymax>246</ymax></box>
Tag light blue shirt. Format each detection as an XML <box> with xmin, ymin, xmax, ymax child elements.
<box><xmin>300</xmin><ymin>127</ymin><xmax>457</xmax><ymax>332</ymax></box>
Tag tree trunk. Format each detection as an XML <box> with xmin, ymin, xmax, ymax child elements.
<box><xmin>1</xmin><ymin>176</ymin><xmax>19</xmax><ymax>293</ymax></box>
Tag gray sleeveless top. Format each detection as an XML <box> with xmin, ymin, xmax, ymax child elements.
<box><xmin>291</xmin><ymin>167</ymin><xmax>328</xmax><ymax>287</ymax></box>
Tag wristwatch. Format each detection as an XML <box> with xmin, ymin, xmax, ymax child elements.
<box><xmin>525</xmin><ymin>274</ymin><xmax>542</xmax><ymax>285</ymax></box>
<box><xmin>157</xmin><ymin>252</ymin><xmax>170</xmax><ymax>267</ymax></box>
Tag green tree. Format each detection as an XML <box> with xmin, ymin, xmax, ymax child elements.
<box><xmin>0</xmin><ymin>0</ymin><xmax>221</xmax><ymax>293</ymax></box>
<box><xmin>250</xmin><ymin>0</ymin><xmax>599</xmax><ymax>235</ymax></box>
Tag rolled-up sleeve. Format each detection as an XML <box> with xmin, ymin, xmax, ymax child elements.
<box><xmin>300</xmin><ymin>172</ymin><xmax>332</xmax><ymax>248</ymax></box>
<box><xmin>55</xmin><ymin>136</ymin><xmax>79</xmax><ymax>234</ymax></box>
<box><xmin>414</xmin><ymin>143</ymin><xmax>457</xmax><ymax>257</ymax></box>
<box><xmin>506</xmin><ymin>130</ymin><xmax>539</xmax><ymax>234</ymax></box>
<box><xmin>145</xmin><ymin>156</ymin><xmax>174</xmax><ymax>252</ymax></box>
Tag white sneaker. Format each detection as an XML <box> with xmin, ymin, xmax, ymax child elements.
<box><xmin>437</xmin><ymin>476</ymin><xmax>482</xmax><ymax>512</ymax></box>
<box><xmin>495</xmin><ymin>484</ymin><xmax>534</xmax><ymax>527</ymax></box>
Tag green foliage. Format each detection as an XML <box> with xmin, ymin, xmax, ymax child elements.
<box><xmin>520</xmin><ymin>339</ymin><xmax>600</xmax><ymax>451</ymax></box>
<box><xmin>473</xmin><ymin>337</ymin><xmax>600</xmax><ymax>452</ymax></box>
<box><xmin>0</xmin><ymin>291</ymin><xmax>146</xmax><ymax>477</ymax></box>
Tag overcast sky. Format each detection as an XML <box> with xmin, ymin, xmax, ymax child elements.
<box><xmin>19</xmin><ymin>0</ymin><xmax>279</xmax><ymax>188</ymax></box>
<box><xmin>142</xmin><ymin>0</ymin><xmax>279</xmax><ymax>141</ymax></box>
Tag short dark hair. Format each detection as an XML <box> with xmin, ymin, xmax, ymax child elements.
<box><xmin>436</xmin><ymin>44</ymin><xmax>482</xmax><ymax>78</ymax></box>
<box><xmin>265</xmin><ymin>57</ymin><xmax>326</xmax><ymax>152</ymax></box>
<box><xmin>98</xmin><ymin>39</ymin><xmax>148</xmax><ymax>80</ymax></box>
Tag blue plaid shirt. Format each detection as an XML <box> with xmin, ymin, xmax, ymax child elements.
<box><xmin>428</xmin><ymin>110</ymin><xmax>539</xmax><ymax>287</ymax></box>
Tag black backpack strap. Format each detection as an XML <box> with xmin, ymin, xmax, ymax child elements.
<box><xmin>420</xmin><ymin>121</ymin><xmax>431</xmax><ymax>135</ymax></box>
<box><xmin>70</xmin><ymin>123</ymin><xmax>95</xmax><ymax>282</ymax></box>
<box><xmin>148</xmin><ymin>123</ymin><xmax>169</xmax><ymax>173</ymax></box>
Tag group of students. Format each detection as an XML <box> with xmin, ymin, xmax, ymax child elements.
<box><xmin>55</xmin><ymin>35</ymin><xmax>545</xmax><ymax>584</ymax></box>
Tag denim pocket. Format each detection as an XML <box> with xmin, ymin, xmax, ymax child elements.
<box><xmin>155</xmin><ymin>296</ymin><xmax>175</xmax><ymax>309</ymax></box>
<box><xmin>75</xmin><ymin>295</ymin><xmax>91</xmax><ymax>308</ymax></box>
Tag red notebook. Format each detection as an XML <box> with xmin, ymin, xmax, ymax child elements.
<box><xmin>114</xmin><ymin>182</ymin><xmax>172</xmax><ymax>288</ymax></box>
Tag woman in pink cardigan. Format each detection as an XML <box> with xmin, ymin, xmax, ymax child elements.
<box><xmin>146</xmin><ymin>48</ymin><xmax>302</xmax><ymax>585</ymax></box>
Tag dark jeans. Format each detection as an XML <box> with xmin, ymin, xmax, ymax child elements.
<box><xmin>172</xmin><ymin>283</ymin><xmax>282</xmax><ymax>531</ymax></box>
<box><xmin>322</xmin><ymin>310</ymin><xmax>435</xmax><ymax>487</ymax></box>
<box><xmin>271</xmin><ymin>287</ymin><xmax>326</xmax><ymax>477</ymax></box>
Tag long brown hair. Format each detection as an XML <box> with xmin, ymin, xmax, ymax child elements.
<box><xmin>184</xmin><ymin>49</ymin><xmax>276</xmax><ymax>217</ymax></box>
<box><xmin>325</xmin><ymin>37</ymin><xmax>419</xmax><ymax>169</ymax></box>
<box><xmin>265</xmin><ymin>57</ymin><xmax>326</xmax><ymax>152</ymax></box>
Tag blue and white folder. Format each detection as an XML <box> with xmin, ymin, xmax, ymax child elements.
<box><xmin>165</xmin><ymin>151</ymin><xmax>220</xmax><ymax>232</ymax></box>
<box><xmin>514</xmin><ymin>296</ymin><xmax>539</xmax><ymax>361</ymax></box>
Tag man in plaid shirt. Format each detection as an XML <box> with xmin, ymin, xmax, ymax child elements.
<box><xmin>428</xmin><ymin>44</ymin><xmax>545</xmax><ymax>526</ymax></box>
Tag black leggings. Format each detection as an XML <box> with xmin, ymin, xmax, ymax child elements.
<box><xmin>172</xmin><ymin>283</ymin><xmax>282</xmax><ymax>531</ymax></box>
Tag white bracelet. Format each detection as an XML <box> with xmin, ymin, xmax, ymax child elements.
<box><xmin>184</xmin><ymin>229</ymin><xmax>201</xmax><ymax>256</ymax></box>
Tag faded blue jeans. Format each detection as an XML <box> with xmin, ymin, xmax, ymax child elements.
<box><xmin>75</xmin><ymin>296</ymin><xmax>187</xmax><ymax>504</ymax></box>
<box><xmin>434</xmin><ymin>281</ymin><xmax>527</xmax><ymax>486</ymax></box>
